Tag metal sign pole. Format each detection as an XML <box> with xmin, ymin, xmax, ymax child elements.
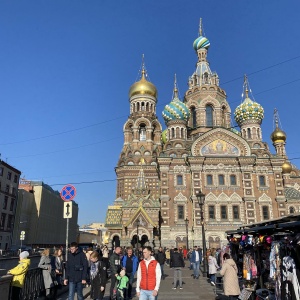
<box><xmin>66</xmin><ymin>218</ymin><xmax>69</xmax><ymax>261</ymax></box>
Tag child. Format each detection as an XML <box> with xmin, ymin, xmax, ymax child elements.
<box><xmin>89</xmin><ymin>251</ymin><xmax>107</xmax><ymax>300</ymax></box>
<box><xmin>115</xmin><ymin>269</ymin><xmax>129</xmax><ymax>300</ymax></box>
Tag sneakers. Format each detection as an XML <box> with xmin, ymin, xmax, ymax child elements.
<box><xmin>179</xmin><ymin>287</ymin><xmax>183</xmax><ymax>290</ymax></box>
<box><xmin>211</xmin><ymin>282</ymin><xmax>216</xmax><ymax>286</ymax></box>
<box><xmin>173</xmin><ymin>287</ymin><xmax>177</xmax><ymax>290</ymax></box>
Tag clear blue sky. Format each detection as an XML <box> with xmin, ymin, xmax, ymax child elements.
<box><xmin>1</xmin><ymin>1</ymin><xmax>300</xmax><ymax>225</ymax></box>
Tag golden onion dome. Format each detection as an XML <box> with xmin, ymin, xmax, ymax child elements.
<box><xmin>282</xmin><ymin>161</ymin><xmax>292</xmax><ymax>174</ymax></box>
<box><xmin>271</xmin><ymin>127</ymin><xmax>286</xmax><ymax>143</ymax></box>
<box><xmin>129</xmin><ymin>69</ymin><xmax>157</xmax><ymax>99</ymax></box>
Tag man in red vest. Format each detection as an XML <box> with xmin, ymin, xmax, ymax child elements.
<box><xmin>136</xmin><ymin>246</ymin><xmax>161</xmax><ymax>300</ymax></box>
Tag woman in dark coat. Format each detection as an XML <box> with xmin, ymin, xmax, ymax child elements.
<box><xmin>89</xmin><ymin>251</ymin><xmax>107</xmax><ymax>300</ymax></box>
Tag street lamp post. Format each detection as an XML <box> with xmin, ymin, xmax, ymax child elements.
<box><xmin>136</xmin><ymin>220</ymin><xmax>140</xmax><ymax>256</ymax></box>
<box><xmin>185</xmin><ymin>218</ymin><xmax>189</xmax><ymax>251</ymax></box>
<box><xmin>196</xmin><ymin>190</ymin><xmax>208</xmax><ymax>277</ymax></box>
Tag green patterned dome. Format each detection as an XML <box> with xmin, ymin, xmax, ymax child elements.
<box><xmin>234</xmin><ymin>97</ymin><xmax>264</xmax><ymax>126</ymax></box>
<box><xmin>161</xmin><ymin>129</ymin><xmax>168</xmax><ymax>144</ymax></box>
<box><xmin>162</xmin><ymin>96</ymin><xmax>190</xmax><ymax>124</ymax></box>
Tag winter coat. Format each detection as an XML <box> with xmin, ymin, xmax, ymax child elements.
<box><xmin>165</xmin><ymin>250</ymin><xmax>170</xmax><ymax>260</ymax></box>
<box><xmin>109</xmin><ymin>252</ymin><xmax>121</xmax><ymax>275</ymax></box>
<box><xmin>122</xmin><ymin>254</ymin><xmax>139</xmax><ymax>274</ymax></box>
<box><xmin>220</xmin><ymin>258</ymin><xmax>240</xmax><ymax>296</ymax></box>
<box><xmin>208</xmin><ymin>255</ymin><xmax>219</xmax><ymax>275</ymax></box>
<box><xmin>8</xmin><ymin>258</ymin><xmax>30</xmax><ymax>288</ymax></box>
<box><xmin>65</xmin><ymin>249</ymin><xmax>88</xmax><ymax>283</ymax></box>
<box><xmin>90</xmin><ymin>260</ymin><xmax>107</xmax><ymax>299</ymax></box>
<box><xmin>170</xmin><ymin>252</ymin><xmax>185</xmax><ymax>268</ymax></box>
<box><xmin>155</xmin><ymin>251</ymin><xmax>166</xmax><ymax>265</ymax></box>
<box><xmin>38</xmin><ymin>255</ymin><xmax>53</xmax><ymax>289</ymax></box>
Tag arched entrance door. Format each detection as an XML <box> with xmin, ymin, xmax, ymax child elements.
<box><xmin>131</xmin><ymin>234</ymin><xmax>140</xmax><ymax>249</ymax></box>
<box><xmin>140</xmin><ymin>235</ymin><xmax>149</xmax><ymax>247</ymax></box>
<box><xmin>112</xmin><ymin>236</ymin><xmax>120</xmax><ymax>248</ymax></box>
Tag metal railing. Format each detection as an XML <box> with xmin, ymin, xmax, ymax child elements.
<box><xmin>19</xmin><ymin>268</ymin><xmax>45</xmax><ymax>300</ymax></box>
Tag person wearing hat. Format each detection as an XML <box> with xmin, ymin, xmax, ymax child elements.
<box><xmin>7</xmin><ymin>251</ymin><xmax>31</xmax><ymax>299</ymax></box>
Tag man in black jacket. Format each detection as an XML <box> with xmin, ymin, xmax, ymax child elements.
<box><xmin>155</xmin><ymin>247</ymin><xmax>166</xmax><ymax>280</ymax></box>
<box><xmin>64</xmin><ymin>242</ymin><xmax>88</xmax><ymax>300</ymax></box>
<box><xmin>109</xmin><ymin>246</ymin><xmax>122</xmax><ymax>300</ymax></box>
<box><xmin>170</xmin><ymin>248</ymin><xmax>185</xmax><ymax>289</ymax></box>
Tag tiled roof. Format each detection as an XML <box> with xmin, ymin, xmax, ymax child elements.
<box><xmin>284</xmin><ymin>187</ymin><xmax>300</xmax><ymax>201</ymax></box>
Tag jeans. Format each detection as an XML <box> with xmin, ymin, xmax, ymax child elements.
<box><xmin>173</xmin><ymin>268</ymin><xmax>182</xmax><ymax>288</ymax></box>
<box><xmin>160</xmin><ymin>264</ymin><xmax>164</xmax><ymax>277</ymax></box>
<box><xmin>193</xmin><ymin>261</ymin><xmax>200</xmax><ymax>278</ymax></box>
<box><xmin>68</xmin><ymin>281</ymin><xmax>84</xmax><ymax>300</ymax></box>
<box><xmin>139</xmin><ymin>289</ymin><xmax>157</xmax><ymax>300</ymax></box>
<box><xmin>209</xmin><ymin>273</ymin><xmax>216</xmax><ymax>283</ymax></box>
<box><xmin>110</xmin><ymin>274</ymin><xmax>117</xmax><ymax>299</ymax></box>
<box><xmin>126</xmin><ymin>272</ymin><xmax>135</xmax><ymax>298</ymax></box>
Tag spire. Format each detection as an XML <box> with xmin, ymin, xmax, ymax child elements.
<box><xmin>141</xmin><ymin>54</ymin><xmax>146</xmax><ymax>79</ymax></box>
<box><xmin>242</xmin><ymin>74</ymin><xmax>250</xmax><ymax>99</ymax></box>
<box><xmin>199</xmin><ymin>18</ymin><xmax>203</xmax><ymax>36</ymax></box>
<box><xmin>274</xmin><ymin>108</ymin><xmax>279</xmax><ymax>129</ymax></box>
<box><xmin>173</xmin><ymin>74</ymin><xmax>179</xmax><ymax>99</ymax></box>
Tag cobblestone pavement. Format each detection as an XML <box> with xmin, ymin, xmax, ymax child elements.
<box><xmin>58</xmin><ymin>264</ymin><xmax>220</xmax><ymax>300</ymax></box>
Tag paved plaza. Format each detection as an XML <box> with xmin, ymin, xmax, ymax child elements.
<box><xmin>58</xmin><ymin>265</ymin><xmax>219</xmax><ymax>300</ymax></box>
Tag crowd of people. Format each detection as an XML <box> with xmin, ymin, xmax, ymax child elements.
<box><xmin>6</xmin><ymin>242</ymin><xmax>240</xmax><ymax>300</ymax></box>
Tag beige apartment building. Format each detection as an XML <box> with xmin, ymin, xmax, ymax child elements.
<box><xmin>13</xmin><ymin>180</ymin><xmax>79</xmax><ymax>247</ymax></box>
<box><xmin>0</xmin><ymin>161</ymin><xmax>21</xmax><ymax>250</ymax></box>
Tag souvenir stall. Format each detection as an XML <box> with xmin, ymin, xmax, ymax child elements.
<box><xmin>226</xmin><ymin>214</ymin><xmax>300</xmax><ymax>300</ymax></box>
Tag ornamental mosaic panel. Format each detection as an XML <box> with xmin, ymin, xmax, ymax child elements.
<box><xmin>200</xmin><ymin>140</ymin><xmax>239</xmax><ymax>156</ymax></box>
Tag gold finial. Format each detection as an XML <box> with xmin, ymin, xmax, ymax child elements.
<box><xmin>243</xmin><ymin>74</ymin><xmax>249</xmax><ymax>98</ymax></box>
<box><xmin>274</xmin><ymin>108</ymin><xmax>279</xmax><ymax>128</ymax></box>
<box><xmin>141</xmin><ymin>54</ymin><xmax>146</xmax><ymax>78</ymax></box>
<box><xmin>173</xmin><ymin>73</ymin><xmax>178</xmax><ymax>98</ymax></box>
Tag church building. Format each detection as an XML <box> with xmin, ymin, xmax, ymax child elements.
<box><xmin>105</xmin><ymin>21</ymin><xmax>300</xmax><ymax>249</ymax></box>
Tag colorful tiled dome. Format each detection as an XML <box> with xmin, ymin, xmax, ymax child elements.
<box><xmin>234</xmin><ymin>97</ymin><xmax>264</xmax><ymax>126</ymax></box>
<box><xmin>161</xmin><ymin>129</ymin><xmax>168</xmax><ymax>144</ymax></box>
<box><xmin>162</xmin><ymin>96</ymin><xmax>190</xmax><ymax>124</ymax></box>
<box><xmin>193</xmin><ymin>36</ymin><xmax>210</xmax><ymax>51</ymax></box>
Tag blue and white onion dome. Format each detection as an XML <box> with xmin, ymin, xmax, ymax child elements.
<box><xmin>234</xmin><ymin>97</ymin><xmax>264</xmax><ymax>127</ymax></box>
<box><xmin>162</xmin><ymin>96</ymin><xmax>190</xmax><ymax>124</ymax></box>
<box><xmin>193</xmin><ymin>35</ymin><xmax>210</xmax><ymax>51</ymax></box>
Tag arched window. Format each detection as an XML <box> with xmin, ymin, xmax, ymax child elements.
<box><xmin>141</xmin><ymin>102</ymin><xmax>145</xmax><ymax>111</ymax></box>
<box><xmin>171</xmin><ymin>128</ymin><xmax>175</xmax><ymax>138</ymax></box>
<box><xmin>206</xmin><ymin>105</ymin><xmax>214</xmax><ymax>127</ymax></box>
<box><xmin>221</xmin><ymin>205</ymin><xmax>227</xmax><ymax>219</ymax></box>
<box><xmin>289</xmin><ymin>207</ymin><xmax>295</xmax><ymax>214</ymax></box>
<box><xmin>191</xmin><ymin>107</ymin><xmax>197</xmax><ymax>128</ymax></box>
<box><xmin>233</xmin><ymin>206</ymin><xmax>239</xmax><ymax>219</ymax></box>
<box><xmin>209</xmin><ymin>206</ymin><xmax>215</xmax><ymax>219</ymax></box>
<box><xmin>177</xmin><ymin>205</ymin><xmax>184</xmax><ymax>220</ymax></box>
<box><xmin>181</xmin><ymin>128</ymin><xmax>184</xmax><ymax>138</ymax></box>
<box><xmin>177</xmin><ymin>175</ymin><xmax>183</xmax><ymax>185</ymax></box>
<box><xmin>230</xmin><ymin>175</ymin><xmax>237</xmax><ymax>186</ymax></box>
<box><xmin>222</xmin><ymin>106</ymin><xmax>226</xmax><ymax>127</ymax></box>
<box><xmin>139</xmin><ymin>125</ymin><xmax>146</xmax><ymax>141</ymax></box>
<box><xmin>259</xmin><ymin>175</ymin><xmax>266</xmax><ymax>187</ymax></box>
<box><xmin>247</xmin><ymin>128</ymin><xmax>251</xmax><ymax>139</ymax></box>
<box><xmin>218</xmin><ymin>174</ymin><xmax>225</xmax><ymax>185</ymax></box>
<box><xmin>207</xmin><ymin>175</ymin><xmax>213</xmax><ymax>185</ymax></box>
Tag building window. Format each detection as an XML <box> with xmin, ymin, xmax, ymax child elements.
<box><xmin>0</xmin><ymin>213</ymin><xmax>6</xmax><ymax>229</ymax></box>
<box><xmin>7</xmin><ymin>215</ymin><xmax>13</xmax><ymax>230</ymax></box>
<box><xmin>209</xmin><ymin>206</ymin><xmax>215</xmax><ymax>219</ymax></box>
<box><xmin>289</xmin><ymin>207</ymin><xmax>295</xmax><ymax>214</ymax></box>
<box><xmin>262</xmin><ymin>206</ymin><xmax>269</xmax><ymax>220</ymax></box>
<box><xmin>10</xmin><ymin>199</ymin><xmax>15</xmax><ymax>211</ymax></box>
<box><xmin>178</xmin><ymin>205</ymin><xmax>184</xmax><ymax>220</ymax></box>
<box><xmin>230</xmin><ymin>175</ymin><xmax>237</xmax><ymax>186</ymax></box>
<box><xmin>7</xmin><ymin>172</ymin><xmax>12</xmax><ymax>180</ymax></box>
<box><xmin>259</xmin><ymin>175</ymin><xmax>266</xmax><ymax>187</ymax></box>
<box><xmin>3</xmin><ymin>197</ymin><xmax>8</xmax><ymax>210</ymax></box>
<box><xmin>218</xmin><ymin>174</ymin><xmax>225</xmax><ymax>185</ymax></box>
<box><xmin>233</xmin><ymin>206</ymin><xmax>239</xmax><ymax>219</ymax></box>
<box><xmin>139</xmin><ymin>125</ymin><xmax>146</xmax><ymax>141</ymax></box>
<box><xmin>207</xmin><ymin>175</ymin><xmax>213</xmax><ymax>185</ymax></box>
<box><xmin>221</xmin><ymin>206</ymin><xmax>227</xmax><ymax>219</ymax></box>
<box><xmin>206</xmin><ymin>105</ymin><xmax>214</xmax><ymax>127</ymax></box>
<box><xmin>5</xmin><ymin>185</ymin><xmax>9</xmax><ymax>193</ymax></box>
<box><xmin>14</xmin><ymin>175</ymin><xmax>18</xmax><ymax>183</ymax></box>
<box><xmin>0</xmin><ymin>167</ymin><xmax>3</xmax><ymax>176</ymax></box>
<box><xmin>191</xmin><ymin>107</ymin><xmax>197</xmax><ymax>128</ymax></box>
<box><xmin>177</xmin><ymin>175</ymin><xmax>183</xmax><ymax>185</ymax></box>
<box><xmin>247</xmin><ymin>128</ymin><xmax>251</xmax><ymax>139</ymax></box>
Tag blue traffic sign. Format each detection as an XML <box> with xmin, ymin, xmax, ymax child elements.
<box><xmin>60</xmin><ymin>185</ymin><xmax>76</xmax><ymax>201</ymax></box>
